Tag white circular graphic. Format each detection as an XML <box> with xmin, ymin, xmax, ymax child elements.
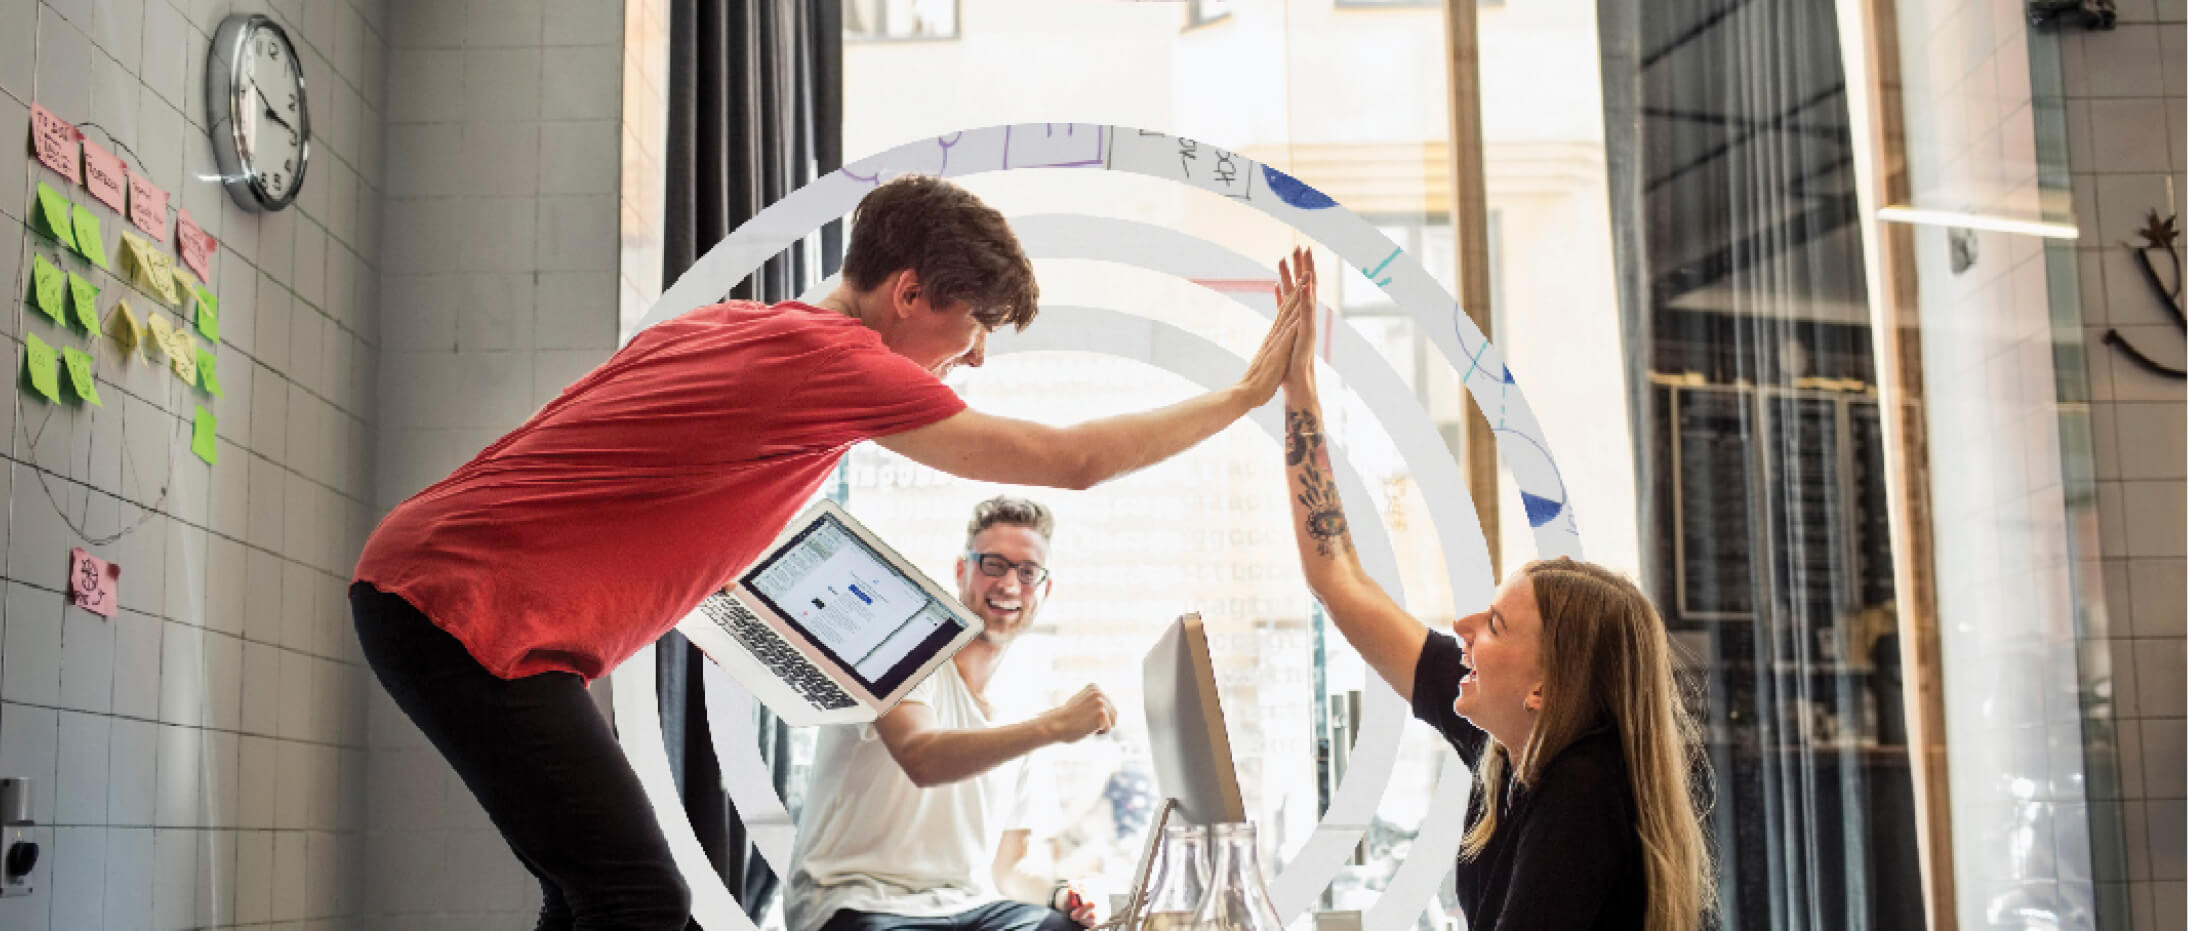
<box><xmin>619</xmin><ymin>123</ymin><xmax>1583</xmax><ymax>931</ymax></box>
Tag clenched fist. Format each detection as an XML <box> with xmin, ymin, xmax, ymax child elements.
<box><xmin>1041</xmin><ymin>685</ymin><xmax>1117</xmax><ymax>744</ymax></box>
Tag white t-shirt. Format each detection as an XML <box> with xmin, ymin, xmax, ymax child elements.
<box><xmin>785</xmin><ymin>660</ymin><xmax>1044</xmax><ymax>931</ymax></box>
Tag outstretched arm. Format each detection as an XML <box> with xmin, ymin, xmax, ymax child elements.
<box><xmin>1274</xmin><ymin>248</ymin><xmax>1431</xmax><ymax>701</ymax></box>
<box><xmin>872</xmin><ymin>685</ymin><xmax>1115</xmax><ymax>788</ymax></box>
<box><xmin>877</xmin><ymin>275</ymin><xmax>1309</xmax><ymax>489</ymax></box>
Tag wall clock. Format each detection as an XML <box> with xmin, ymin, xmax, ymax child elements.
<box><xmin>207</xmin><ymin>13</ymin><xmax>311</xmax><ymax>211</ymax></box>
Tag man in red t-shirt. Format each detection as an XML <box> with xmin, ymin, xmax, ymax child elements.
<box><xmin>351</xmin><ymin>176</ymin><xmax>1307</xmax><ymax>929</ymax></box>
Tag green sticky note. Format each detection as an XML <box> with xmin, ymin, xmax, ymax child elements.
<box><xmin>192</xmin><ymin>405</ymin><xmax>217</xmax><ymax>464</ymax></box>
<box><xmin>194</xmin><ymin>286</ymin><xmax>220</xmax><ymax>341</ymax></box>
<box><xmin>67</xmin><ymin>272</ymin><xmax>100</xmax><ymax>333</ymax></box>
<box><xmin>22</xmin><ymin>333</ymin><xmax>60</xmax><ymax>403</ymax></box>
<box><xmin>33</xmin><ymin>182</ymin><xmax>77</xmax><ymax>250</ymax></box>
<box><xmin>196</xmin><ymin>345</ymin><xmax>221</xmax><ymax>397</ymax></box>
<box><xmin>60</xmin><ymin>347</ymin><xmax>100</xmax><ymax>407</ymax></box>
<box><xmin>69</xmin><ymin>204</ymin><xmax>108</xmax><ymax>268</ymax></box>
<box><xmin>30</xmin><ymin>254</ymin><xmax>67</xmax><ymax>323</ymax></box>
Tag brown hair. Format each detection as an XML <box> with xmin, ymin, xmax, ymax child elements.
<box><xmin>963</xmin><ymin>496</ymin><xmax>1054</xmax><ymax>548</ymax></box>
<box><xmin>843</xmin><ymin>175</ymin><xmax>1039</xmax><ymax>331</ymax></box>
<box><xmin>1460</xmin><ymin>557</ymin><xmax>1715</xmax><ymax>931</ymax></box>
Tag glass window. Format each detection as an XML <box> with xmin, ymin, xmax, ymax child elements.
<box><xmin>843</xmin><ymin>0</ymin><xmax>958</xmax><ymax>40</ymax></box>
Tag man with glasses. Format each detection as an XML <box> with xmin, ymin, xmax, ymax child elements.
<box><xmin>788</xmin><ymin>496</ymin><xmax>1113</xmax><ymax>931</ymax></box>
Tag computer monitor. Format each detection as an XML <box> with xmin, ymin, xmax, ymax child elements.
<box><xmin>1142</xmin><ymin>612</ymin><xmax>1248</xmax><ymax>826</ymax></box>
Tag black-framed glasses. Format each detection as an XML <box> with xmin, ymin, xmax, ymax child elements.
<box><xmin>967</xmin><ymin>552</ymin><xmax>1049</xmax><ymax>586</ymax></box>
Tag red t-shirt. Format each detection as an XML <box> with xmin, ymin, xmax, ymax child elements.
<box><xmin>353</xmin><ymin>300</ymin><xmax>966</xmax><ymax>681</ymax></box>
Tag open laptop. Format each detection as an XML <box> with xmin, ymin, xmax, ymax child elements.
<box><xmin>676</xmin><ymin>498</ymin><xmax>985</xmax><ymax>726</ymax></box>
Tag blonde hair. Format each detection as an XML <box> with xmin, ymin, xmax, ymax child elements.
<box><xmin>1458</xmin><ymin>557</ymin><xmax>1715</xmax><ymax>931</ymax></box>
<box><xmin>963</xmin><ymin>495</ymin><xmax>1054</xmax><ymax>548</ymax></box>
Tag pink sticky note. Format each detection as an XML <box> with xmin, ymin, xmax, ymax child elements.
<box><xmin>177</xmin><ymin>210</ymin><xmax>217</xmax><ymax>282</ymax></box>
<box><xmin>67</xmin><ymin>547</ymin><xmax>120</xmax><ymax>618</ymax></box>
<box><xmin>29</xmin><ymin>103</ymin><xmax>82</xmax><ymax>184</ymax></box>
<box><xmin>81</xmin><ymin>138</ymin><xmax>128</xmax><ymax>212</ymax></box>
<box><xmin>127</xmin><ymin>170</ymin><xmax>169</xmax><ymax>238</ymax></box>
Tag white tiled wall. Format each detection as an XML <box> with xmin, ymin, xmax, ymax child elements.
<box><xmin>364</xmin><ymin>0</ymin><xmax>626</xmax><ymax>926</ymax></box>
<box><xmin>2059</xmin><ymin>5</ymin><xmax>2188</xmax><ymax>929</ymax></box>
<box><xmin>0</xmin><ymin>0</ymin><xmax>384</xmax><ymax>928</ymax></box>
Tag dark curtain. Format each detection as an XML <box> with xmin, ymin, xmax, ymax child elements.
<box><xmin>660</xmin><ymin>0</ymin><xmax>843</xmax><ymax>918</ymax></box>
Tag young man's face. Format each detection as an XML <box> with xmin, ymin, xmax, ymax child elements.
<box><xmin>883</xmin><ymin>271</ymin><xmax>991</xmax><ymax>376</ymax></box>
<box><xmin>956</xmin><ymin>524</ymin><xmax>1052</xmax><ymax>644</ymax></box>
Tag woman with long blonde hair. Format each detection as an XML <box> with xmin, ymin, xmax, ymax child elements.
<box><xmin>1270</xmin><ymin>249</ymin><xmax>1713</xmax><ymax>930</ymax></box>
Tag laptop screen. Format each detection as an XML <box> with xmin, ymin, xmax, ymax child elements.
<box><xmin>741</xmin><ymin>512</ymin><xmax>972</xmax><ymax>697</ymax></box>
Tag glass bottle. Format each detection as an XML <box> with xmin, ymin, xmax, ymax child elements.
<box><xmin>1136</xmin><ymin>822</ymin><xmax>1210</xmax><ymax>931</ymax></box>
<box><xmin>1188</xmin><ymin>822</ymin><xmax>1284</xmax><ymax>931</ymax></box>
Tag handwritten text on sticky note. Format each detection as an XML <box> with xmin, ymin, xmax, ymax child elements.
<box><xmin>30</xmin><ymin>103</ymin><xmax>82</xmax><ymax>184</ymax></box>
<box><xmin>81</xmin><ymin>138</ymin><xmax>127</xmax><ymax>212</ymax></box>
<box><xmin>127</xmin><ymin>170</ymin><xmax>169</xmax><ymax>238</ymax></box>
<box><xmin>67</xmin><ymin>548</ymin><xmax>120</xmax><ymax>618</ymax></box>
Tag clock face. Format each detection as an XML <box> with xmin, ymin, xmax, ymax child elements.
<box><xmin>210</xmin><ymin>14</ymin><xmax>310</xmax><ymax>211</ymax></box>
<box><xmin>239</xmin><ymin>24</ymin><xmax>307</xmax><ymax>205</ymax></box>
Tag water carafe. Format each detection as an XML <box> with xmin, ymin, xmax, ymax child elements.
<box><xmin>1135</xmin><ymin>822</ymin><xmax>1210</xmax><ymax>931</ymax></box>
<box><xmin>1187</xmin><ymin>822</ymin><xmax>1283</xmax><ymax>931</ymax></box>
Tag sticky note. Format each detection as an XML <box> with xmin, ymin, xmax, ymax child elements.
<box><xmin>107</xmin><ymin>300</ymin><xmax>142</xmax><ymax>356</ymax></box>
<box><xmin>171</xmin><ymin>266</ymin><xmax>199</xmax><ymax>306</ymax></box>
<box><xmin>22</xmin><ymin>333</ymin><xmax>60</xmax><ymax>403</ymax></box>
<box><xmin>169</xmin><ymin>332</ymin><xmax>199</xmax><ymax>384</ymax></box>
<box><xmin>68</xmin><ymin>552</ymin><xmax>121</xmax><ymax>616</ymax></box>
<box><xmin>67</xmin><ymin>272</ymin><xmax>99</xmax><ymax>333</ymax></box>
<box><xmin>146</xmin><ymin>313</ymin><xmax>174</xmax><ymax>359</ymax></box>
<box><xmin>121</xmin><ymin>233</ymin><xmax>180</xmax><ymax>306</ymax></box>
<box><xmin>30</xmin><ymin>254</ymin><xmax>67</xmax><ymax>324</ymax></box>
<box><xmin>70</xmin><ymin>204</ymin><xmax>108</xmax><ymax>268</ymax></box>
<box><xmin>66</xmin><ymin>547</ymin><xmax>120</xmax><ymax>618</ymax></box>
<box><xmin>192</xmin><ymin>406</ymin><xmax>217</xmax><ymax>464</ymax></box>
<box><xmin>29</xmin><ymin>103</ymin><xmax>82</xmax><ymax>184</ymax></box>
<box><xmin>33</xmin><ymin>182</ymin><xmax>78</xmax><ymax>250</ymax></box>
<box><xmin>126</xmin><ymin>170</ymin><xmax>169</xmax><ymax>239</ymax></box>
<box><xmin>194</xmin><ymin>287</ymin><xmax>220</xmax><ymax>341</ymax></box>
<box><xmin>61</xmin><ymin>347</ymin><xmax>100</xmax><ymax>407</ymax></box>
<box><xmin>196</xmin><ymin>345</ymin><xmax>221</xmax><ymax>397</ymax></box>
<box><xmin>176</xmin><ymin>210</ymin><xmax>216</xmax><ymax>282</ymax></box>
<box><xmin>81</xmin><ymin>138</ymin><xmax>127</xmax><ymax>212</ymax></box>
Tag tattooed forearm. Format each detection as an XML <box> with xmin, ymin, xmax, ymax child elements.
<box><xmin>1285</xmin><ymin>408</ymin><xmax>1353</xmax><ymax>557</ymax></box>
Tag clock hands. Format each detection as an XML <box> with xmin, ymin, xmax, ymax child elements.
<box><xmin>254</xmin><ymin>86</ymin><xmax>297</xmax><ymax>134</ymax></box>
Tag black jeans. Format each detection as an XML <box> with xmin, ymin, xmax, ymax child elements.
<box><xmin>818</xmin><ymin>901</ymin><xmax>1082</xmax><ymax>931</ymax></box>
<box><xmin>352</xmin><ymin>583</ymin><xmax>697</xmax><ymax>930</ymax></box>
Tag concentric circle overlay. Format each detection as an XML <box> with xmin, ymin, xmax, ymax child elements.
<box><xmin>616</xmin><ymin>124</ymin><xmax>1584</xmax><ymax>931</ymax></box>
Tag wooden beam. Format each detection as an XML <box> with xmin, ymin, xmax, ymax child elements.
<box><xmin>1442</xmin><ymin>0</ymin><xmax>1500</xmax><ymax>579</ymax></box>
<box><xmin>1832</xmin><ymin>0</ymin><xmax>1958</xmax><ymax>925</ymax></box>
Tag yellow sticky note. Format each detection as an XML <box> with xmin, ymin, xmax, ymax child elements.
<box><xmin>192</xmin><ymin>406</ymin><xmax>217</xmax><ymax>464</ymax></box>
<box><xmin>60</xmin><ymin>347</ymin><xmax>100</xmax><ymax>407</ymax></box>
<box><xmin>196</xmin><ymin>345</ymin><xmax>221</xmax><ymax>397</ymax></box>
<box><xmin>118</xmin><ymin>230</ymin><xmax>149</xmax><ymax>269</ymax></box>
<box><xmin>30</xmin><ymin>254</ymin><xmax>67</xmax><ymax>324</ymax></box>
<box><xmin>33</xmin><ymin>182</ymin><xmax>77</xmax><ymax>250</ymax></box>
<box><xmin>107</xmin><ymin>299</ymin><xmax>143</xmax><ymax>356</ymax></box>
<box><xmin>70</xmin><ymin>204</ymin><xmax>108</xmax><ymax>269</ymax></box>
<box><xmin>22</xmin><ymin>333</ymin><xmax>61</xmax><ymax>403</ymax></box>
<box><xmin>67</xmin><ymin>272</ymin><xmax>99</xmax><ymax>333</ymax></box>
<box><xmin>146</xmin><ymin>313</ymin><xmax>174</xmax><ymax>360</ymax></box>
<box><xmin>169</xmin><ymin>332</ymin><xmax>199</xmax><ymax>384</ymax></box>
<box><xmin>171</xmin><ymin>265</ymin><xmax>198</xmax><ymax>302</ymax></box>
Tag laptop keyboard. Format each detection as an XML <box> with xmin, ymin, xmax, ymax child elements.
<box><xmin>699</xmin><ymin>596</ymin><xmax>860</xmax><ymax>711</ymax></box>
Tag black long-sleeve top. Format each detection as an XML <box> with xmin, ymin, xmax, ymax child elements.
<box><xmin>1409</xmin><ymin>631</ymin><xmax>1649</xmax><ymax>930</ymax></box>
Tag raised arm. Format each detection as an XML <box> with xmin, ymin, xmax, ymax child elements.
<box><xmin>1274</xmin><ymin>248</ymin><xmax>1431</xmax><ymax>701</ymax></box>
<box><xmin>877</xmin><ymin>279</ymin><xmax>1308</xmax><ymax>489</ymax></box>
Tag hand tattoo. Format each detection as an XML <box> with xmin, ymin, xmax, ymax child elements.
<box><xmin>1286</xmin><ymin>408</ymin><xmax>1352</xmax><ymax>557</ymax></box>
